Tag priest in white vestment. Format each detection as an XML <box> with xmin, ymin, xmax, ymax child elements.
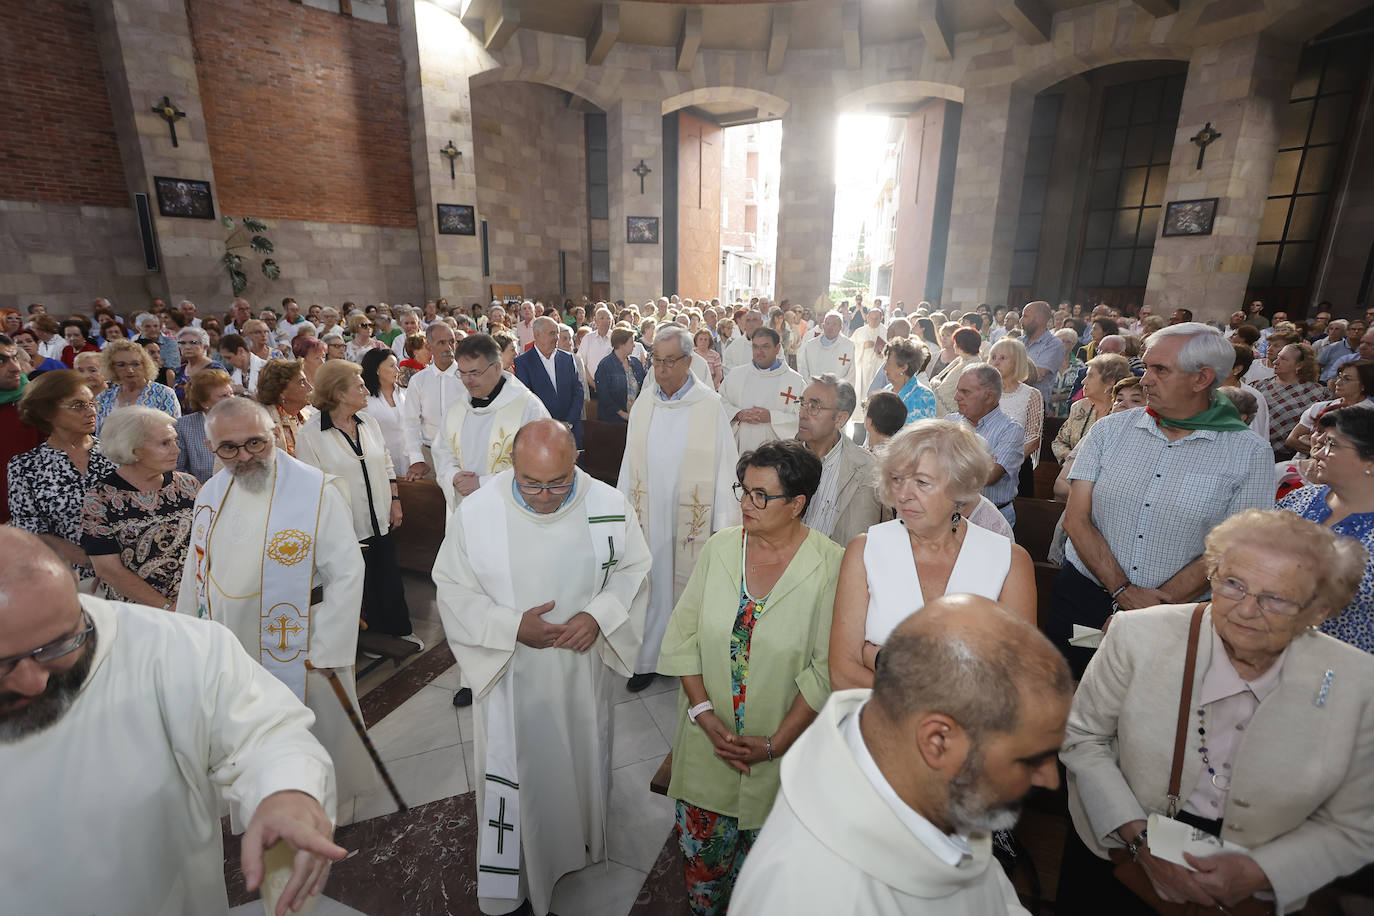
<box><xmin>176</xmin><ymin>397</ymin><xmax>378</xmax><ymax>820</ymax></box>
<box><xmin>797</xmin><ymin>310</ymin><xmax>858</xmax><ymax>388</ymax></box>
<box><xmin>731</xmin><ymin>596</ymin><xmax>1072</xmax><ymax>916</ymax></box>
<box><xmin>433</xmin><ymin>420</ymin><xmax>650</xmax><ymax>916</ymax></box>
<box><xmin>2</xmin><ymin>527</ymin><xmax>344</xmax><ymax>916</ymax></box>
<box><xmin>401</xmin><ymin>321</ymin><xmax>462</xmax><ymax>480</ymax></box>
<box><xmin>719</xmin><ymin>326</ymin><xmax>805</xmax><ymax>453</ymax></box>
<box><xmin>851</xmin><ymin>308</ymin><xmax>887</xmax><ymax>399</ymax></box>
<box><xmin>618</xmin><ymin>325</ymin><xmax>738</xmax><ymax>692</ymax></box>
<box><xmin>432</xmin><ymin>332</ymin><xmax>550</xmax><ymax>512</ymax></box>
<box><xmin>722</xmin><ymin>309</ymin><xmax>763</xmax><ymax>372</ymax></box>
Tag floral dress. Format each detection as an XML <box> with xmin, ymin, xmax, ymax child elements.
<box><xmin>80</xmin><ymin>470</ymin><xmax>199</xmax><ymax>602</ymax></box>
<box><xmin>676</xmin><ymin>546</ymin><xmax>768</xmax><ymax>916</ymax></box>
<box><xmin>1277</xmin><ymin>485</ymin><xmax>1374</xmax><ymax>653</ymax></box>
<box><xmin>7</xmin><ymin>442</ymin><xmax>118</xmax><ymax>585</ymax></box>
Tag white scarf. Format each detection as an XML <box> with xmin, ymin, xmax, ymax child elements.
<box><xmin>460</xmin><ymin>476</ymin><xmax>628</xmax><ymax>900</ymax></box>
<box><xmin>190</xmin><ymin>450</ymin><xmax>325</xmax><ymax>701</ymax></box>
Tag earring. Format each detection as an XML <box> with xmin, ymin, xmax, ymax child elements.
<box><xmin>950</xmin><ymin>508</ymin><xmax>962</xmax><ymax>533</ymax></box>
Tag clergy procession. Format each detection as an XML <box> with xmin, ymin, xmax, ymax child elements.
<box><xmin>4</xmin><ymin>291</ymin><xmax>1374</xmax><ymax>916</ymax></box>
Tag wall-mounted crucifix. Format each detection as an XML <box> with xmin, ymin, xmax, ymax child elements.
<box><xmin>632</xmin><ymin>159</ymin><xmax>652</xmax><ymax>194</ymax></box>
<box><xmin>151</xmin><ymin>96</ymin><xmax>186</xmax><ymax>148</ymax></box>
<box><xmin>1190</xmin><ymin>122</ymin><xmax>1222</xmax><ymax>170</ymax></box>
<box><xmin>439</xmin><ymin>140</ymin><xmax>461</xmax><ymax>180</ymax></box>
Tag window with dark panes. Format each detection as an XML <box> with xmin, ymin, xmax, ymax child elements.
<box><xmin>1076</xmin><ymin>74</ymin><xmax>1184</xmax><ymax>290</ymax></box>
<box><xmin>585</xmin><ymin>114</ymin><xmax>609</xmax><ymax>220</ymax></box>
<box><xmin>1009</xmin><ymin>94</ymin><xmax>1062</xmax><ymax>288</ymax></box>
<box><xmin>1249</xmin><ymin>41</ymin><xmax>1364</xmax><ymax>289</ymax></box>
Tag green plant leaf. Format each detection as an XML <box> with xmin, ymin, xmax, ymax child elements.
<box><xmin>249</xmin><ymin>235</ymin><xmax>274</xmax><ymax>254</ymax></box>
<box><xmin>230</xmin><ymin>268</ymin><xmax>247</xmax><ymax>295</ymax></box>
<box><xmin>243</xmin><ymin>217</ymin><xmax>269</xmax><ymax>233</ymax></box>
<box><xmin>261</xmin><ymin>259</ymin><xmax>280</xmax><ymax>281</ymax></box>
<box><xmin>221</xmin><ymin>252</ymin><xmax>244</xmax><ymax>270</ymax></box>
<box><xmin>221</xmin><ymin>215</ymin><xmax>235</xmax><ymax>230</ymax></box>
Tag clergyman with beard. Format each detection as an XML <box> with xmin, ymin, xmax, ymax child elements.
<box><xmin>731</xmin><ymin>594</ymin><xmax>1072</xmax><ymax>915</ymax></box>
<box><xmin>0</xmin><ymin>526</ymin><xmax>346</xmax><ymax>915</ymax></box>
<box><xmin>176</xmin><ymin>396</ymin><xmax>379</xmax><ymax>817</ymax></box>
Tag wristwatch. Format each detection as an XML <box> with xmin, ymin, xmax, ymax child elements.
<box><xmin>687</xmin><ymin>700</ymin><xmax>714</xmax><ymax>723</ymax></box>
<box><xmin>1125</xmin><ymin>827</ymin><xmax>1149</xmax><ymax>861</ymax></box>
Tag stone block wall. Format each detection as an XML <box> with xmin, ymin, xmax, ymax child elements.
<box><xmin>231</xmin><ymin>218</ymin><xmax>423</xmax><ymax>307</ymax></box>
<box><xmin>470</xmin><ymin>82</ymin><xmax>589</xmax><ymax>300</ymax></box>
<box><xmin>0</xmin><ymin>201</ymin><xmax>152</xmax><ymax>312</ymax></box>
<box><xmin>0</xmin><ymin>0</ymin><xmax>126</xmax><ymax>207</ymax></box>
<box><xmin>189</xmin><ymin>0</ymin><xmax>415</xmax><ymax>227</ymax></box>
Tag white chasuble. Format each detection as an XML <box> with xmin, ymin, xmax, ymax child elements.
<box><xmin>431</xmin><ymin>372</ymin><xmax>550</xmax><ymax>511</ymax></box>
<box><xmin>618</xmin><ymin>379</ymin><xmax>739</xmax><ymax>674</ymax></box>
<box><xmin>719</xmin><ymin>361</ymin><xmax>805</xmax><ymax>453</ymax></box>
<box><xmin>798</xmin><ymin>332</ymin><xmax>858</xmax><ymax>388</ymax></box>
<box><xmin>177</xmin><ymin>451</ymin><xmax>375</xmax><ymax>816</ymax></box>
<box><xmin>851</xmin><ymin>324</ymin><xmax>886</xmax><ymax>401</ymax></box>
<box><xmin>433</xmin><ymin>469</ymin><xmax>651</xmax><ymax>916</ymax></box>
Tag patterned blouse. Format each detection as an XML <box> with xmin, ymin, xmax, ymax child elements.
<box><xmin>273</xmin><ymin>406</ymin><xmax>309</xmax><ymax>457</ymax></box>
<box><xmin>95</xmin><ymin>382</ymin><xmax>182</xmax><ymax>433</ymax></box>
<box><xmin>7</xmin><ymin>441</ymin><xmax>118</xmax><ymax>582</ymax></box>
<box><xmin>1277</xmin><ymin>484</ymin><xmax>1374</xmax><ymax>654</ymax></box>
<box><xmin>896</xmin><ymin>375</ymin><xmax>937</xmax><ymax>425</ymax></box>
<box><xmin>80</xmin><ymin>470</ymin><xmax>200</xmax><ymax>602</ymax></box>
<box><xmin>1049</xmin><ymin>356</ymin><xmax>1085</xmax><ymax>419</ymax></box>
<box><xmin>1252</xmin><ymin>377</ymin><xmax>1328</xmax><ymax>452</ymax></box>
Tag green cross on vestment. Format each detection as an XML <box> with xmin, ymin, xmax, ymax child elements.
<box><xmin>488</xmin><ymin>796</ymin><xmax>514</xmax><ymax>855</ymax></box>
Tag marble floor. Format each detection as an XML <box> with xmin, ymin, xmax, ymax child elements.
<box><xmin>231</xmin><ymin>571</ymin><xmax>681</xmax><ymax>916</ymax></box>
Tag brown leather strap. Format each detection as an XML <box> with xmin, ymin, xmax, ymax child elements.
<box><xmin>1167</xmin><ymin>603</ymin><xmax>1207</xmax><ymax>815</ymax></box>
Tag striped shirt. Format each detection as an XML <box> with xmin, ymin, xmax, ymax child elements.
<box><xmin>1064</xmin><ymin>407</ymin><xmax>1275</xmax><ymax>589</ymax></box>
<box><xmin>802</xmin><ymin>437</ymin><xmax>845</xmax><ymax>537</ymax></box>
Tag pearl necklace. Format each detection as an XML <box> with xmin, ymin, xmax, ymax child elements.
<box><xmin>1195</xmin><ymin>707</ymin><xmax>1232</xmax><ymax>790</ymax></box>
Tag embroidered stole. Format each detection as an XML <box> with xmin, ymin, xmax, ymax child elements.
<box><xmin>460</xmin><ymin>479</ymin><xmax>628</xmax><ymax>900</ymax></box>
<box><xmin>624</xmin><ymin>391</ymin><xmax>718</xmax><ymax>603</ymax></box>
<box><xmin>190</xmin><ymin>451</ymin><xmax>325</xmax><ymax>701</ymax></box>
<box><xmin>445</xmin><ymin>386</ymin><xmax>530</xmax><ymax>477</ymax></box>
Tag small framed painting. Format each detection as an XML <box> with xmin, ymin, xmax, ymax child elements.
<box><xmin>1162</xmin><ymin>198</ymin><xmax>1219</xmax><ymax>237</ymax></box>
<box><xmin>153</xmin><ymin>177</ymin><xmax>215</xmax><ymax>220</ymax></box>
<box><xmin>627</xmin><ymin>216</ymin><xmax>659</xmax><ymax>245</ymax></box>
<box><xmin>437</xmin><ymin>203</ymin><xmax>477</xmax><ymax>236</ymax></box>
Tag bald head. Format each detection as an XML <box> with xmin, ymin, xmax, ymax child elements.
<box><xmin>511</xmin><ymin>419</ymin><xmax>577</xmax><ymax>513</ymax></box>
<box><xmin>872</xmin><ymin>594</ymin><xmax>1071</xmax><ymax>739</ymax></box>
<box><xmin>1098</xmin><ymin>335</ymin><xmax>1126</xmax><ymax>355</ymax></box>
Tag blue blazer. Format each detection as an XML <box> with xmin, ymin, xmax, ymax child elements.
<box><xmin>513</xmin><ymin>347</ymin><xmax>584</xmax><ymax>447</ymax></box>
<box><xmin>593</xmin><ymin>353</ymin><xmax>647</xmax><ymax>423</ymax></box>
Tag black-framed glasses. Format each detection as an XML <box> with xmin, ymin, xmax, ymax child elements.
<box><xmin>798</xmin><ymin>398</ymin><xmax>838</xmax><ymax>414</ymax></box>
<box><xmin>732</xmin><ymin>482</ymin><xmax>791</xmax><ymax>509</ymax></box>
<box><xmin>458</xmin><ymin>362</ymin><xmax>497</xmax><ymax>381</ymax></box>
<box><xmin>213</xmin><ymin>436</ymin><xmax>271</xmax><ymax>460</ymax></box>
<box><xmin>515</xmin><ymin>479</ymin><xmax>574</xmax><ymax>497</ymax></box>
<box><xmin>1209</xmin><ymin>576</ymin><xmax>1310</xmax><ymax>616</ymax></box>
<box><xmin>0</xmin><ymin>610</ymin><xmax>94</xmax><ymax>678</ymax></box>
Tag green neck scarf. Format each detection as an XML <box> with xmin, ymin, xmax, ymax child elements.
<box><xmin>1148</xmin><ymin>391</ymin><xmax>1250</xmax><ymax>432</ymax></box>
<box><xmin>0</xmin><ymin>373</ymin><xmax>29</xmax><ymax>406</ymax></box>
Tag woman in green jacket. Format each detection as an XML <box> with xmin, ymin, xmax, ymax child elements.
<box><xmin>659</xmin><ymin>439</ymin><xmax>845</xmax><ymax>915</ymax></box>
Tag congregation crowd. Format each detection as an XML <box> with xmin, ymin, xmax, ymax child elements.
<box><xmin>2</xmin><ymin>289</ymin><xmax>1373</xmax><ymax>916</ymax></box>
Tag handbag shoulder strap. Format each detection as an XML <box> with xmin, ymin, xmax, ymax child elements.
<box><xmin>1167</xmin><ymin>603</ymin><xmax>1207</xmax><ymax>816</ymax></box>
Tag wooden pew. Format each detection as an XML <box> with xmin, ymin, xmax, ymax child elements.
<box><xmin>1013</xmin><ymin>496</ymin><xmax>1064</xmax><ymax>564</ymax></box>
<box><xmin>392</xmin><ymin>479</ymin><xmax>447</xmax><ymax>574</ymax></box>
<box><xmin>582</xmin><ymin>418</ymin><xmax>627</xmax><ymax>486</ymax></box>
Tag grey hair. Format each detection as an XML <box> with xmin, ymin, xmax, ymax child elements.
<box><xmin>653</xmin><ymin>324</ymin><xmax>693</xmax><ymax>357</ymax></box>
<box><xmin>963</xmin><ymin>363</ymin><xmax>1004</xmax><ymax>395</ymax></box>
<box><xmin>135</xmin><ymin>312</ymin><xmax>158</xmax><ymax>329</ymax></box>
<box><xmin>809</xmin><ymin>373</ymin><xmax>857</xmax><ymax>416</ymax></box>
<box><xmin>177</xmin><ymin>299</ymin><xmax>197</xmax><ymax>312</ymax></box>
<box><xmin>1145</xmin><ymin>322</ymin><xmax>1234</xmax><ymax>393</ymax></box>
<box><xmin>177</xmin><ymin>326</ymin><xmax>210</xmax><ymax>347</ymax></box>
<box><xmin>1329</xmin><ymin>319</ymin><xmax>1349</xmax><ymax>334</ymax></box>
<box><xmin>425</xmin><ymin>321</ymin><xmax>455</xmax><ymax>343</ymax></box>
<box><xmin>1218</xmin><ymin>386</ymin><xmax>1257</xmax><ymax>421</ymax></box>
<box><xmin>205</xmin><ymin>395</ymin><xmax>275</xmax><ymax>441</ymax></box>
<box><xmin>97</xmin><ymin>406</ymin><xmax>176</xmax><ymax>466</ymax></box>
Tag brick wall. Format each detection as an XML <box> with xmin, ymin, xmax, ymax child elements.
<box><xmin>189</xmin><ymin>0</ymin><xmax>415</xmax><ymax>227</ymax></box>
<box><xmin>0</xmin><ymin>0</ymin><xmax>126</xmax><ymax>207</ymax></box>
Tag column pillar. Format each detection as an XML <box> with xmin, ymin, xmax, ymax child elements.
<box><xmin>607</xmin><ymin>97</ymin><xmax>664</xmax><ymax>303</ymax></box>
<box><xmin>396</xmin><ymin>0</ymin><xmax>489</xmax><ymax>302</ymax></box>
<box><xmin>940</xmin><ymin>83</ymin><xmax>1034</xmax><ymax>311</ymax></box>
<box><xmin>1143</xmin><ymin>34</ymin><xmax>1300</xmax><ymax>322</ymax></box>
<box><xmin>90</xmin><ymin>0</ymin><xmax>226</xmax><ymax>305</ymax></box>
<box><xmin>774</xmin><ymin>101</ymin><xmax>836</xmax><ymax>310</ymax></box>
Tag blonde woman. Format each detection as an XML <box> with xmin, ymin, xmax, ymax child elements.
<box><xmin>94</xmin><ymin>338</ymin><xmax>181</xmax><ymax>432</ymax></box>
<box><xmin>987</xmin><ymin>337</ymin><xmax>1044</xmax><ymax>495</ymax></box>
<box><xmin>1051</xmin><ymin>353</ymin><xmax>1133</xmax><ymax>462</ymax></box>
<box><xmin>343</xmin><ymin>313</ymin><xmax>386</xmax><ymax>363</ymax></box>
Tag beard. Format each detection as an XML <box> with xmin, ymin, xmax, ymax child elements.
<box><xmin>0</xmin><ymin>628</ymin><xmax>97</xmax><ymax>744</ymax></box>
<box><xmin>945</xmin><ymin>747</ymin><xmax>1024</xmax><ymax>835</ymax></box>
<box><xmin>228</xmin><ymin>453</ymin><xmax>273</xmax><ymax>493</ymax></box>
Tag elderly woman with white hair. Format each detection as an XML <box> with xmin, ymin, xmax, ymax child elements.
<box><xmin>81</xmin><ymin>405</ymin><xmax>200</xmax><ymax>607</ymax></box>
<box><xmin>1058</xmin><ymin>509</ymin><xmax>1374</xmax><ymax>915</ymax></box>
<box><xmin>829</xmin><ymin>419</ymin><xmax>1036</xmax><ymax>692</ymax></box>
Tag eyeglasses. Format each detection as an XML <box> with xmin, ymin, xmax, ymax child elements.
<box><xmin>1312</xmin><ymin>438</ymin><xmax>1356</xmax><ymax>458</ymax></box>
<box><xmin>111</xmin><ymin>360</ymin><xmax>143</xmax><ymax>371</ymax></box>
<box><xmin>515</xmin><ymin>479</ymin><xmax>574</xmax><ymax>497</ymax></box>
<box><xmin>0</xmin><ymin>610</ymin><xmax>94</xmax><ymax>678</ymax></box>
<box><xmin>650</xmin><ymin>355</ymin><xmax>685</xmax><ymax>367</ymax></box>
<box><xmin>57</xmin><ymin>401</ymin><xmax>98</xmax><ymax>413</ymax></box>
<box><xmin>732</xmin><ymin>482</ymin><xmax>792</xmax><ymax>509</ymax></box>
<box><xmin>458</xmin><ymin>363</ymin><xmax>497</xmax><ymax>380</ymax></box>
<box><xmin>798</xmin><ymin>399</ymin><xmax>839</xmax><ymax>414</ymax></box>
<box><xmin>213</xmin><ymin>436</ymin><xmax>271</xmax><ymax>460</ymax></box>
<box><xmin>1209</xmin><ymin>576</ymin><xmax>1311</xmax><ymax>616</ymax></box>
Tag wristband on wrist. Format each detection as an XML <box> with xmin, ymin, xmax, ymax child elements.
<box><xmin>1125</xmin><ymin>827</ymin><xmax>1148</xmax><ymax>861</ymax></box>
<box><xmin>1110</xmin><ymin>583</ymin><xmax>1130</xmax><ymax>600</ymax></box>
<box><xmin>687</xmin><ymin>700</ymin><xmax>714</xmax><ymax>723</ymax></box>
<box><xmin>765</xmin><ymin>735</ymin><xmax>775</xmax><ymax>761</ymax></box>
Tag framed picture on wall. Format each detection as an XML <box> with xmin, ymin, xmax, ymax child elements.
<box><xmin>153</xmin><ymin>177</ymin><xmax>215</xmax><ymax>220</ymax></box>
<box><xmin>627</xmin><ymin>216</ymin><xmax>659</xmax><ymax>245</ymax></box>
<box><xmin>1162</xmin><ymin>198</ymin><xmax>1219</xmax><ymax>237</ymax></box>
<box><xmin>437</xmin><ymin>204</ymin><xmax>476</xmax><ymax>236</ymax></box>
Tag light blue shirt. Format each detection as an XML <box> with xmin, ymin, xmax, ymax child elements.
<box><xmin>946</xmin><ymin>408</ymin><xmax>1022</xmax><ymax>511</ymax></box>
<box><xmin>656</xmin><ymin>372</ymin><xmax>696</xmax><ymax>402</ymax></box>
<box><xmin>512</xmin><ymin>473</ymin><xmax>577</xmax><ymax>514</ymax></box>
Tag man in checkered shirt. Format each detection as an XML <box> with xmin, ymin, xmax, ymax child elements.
<box><xmin>1047</xmin><ymin>322</ymin><xmax>1274</xmax><ymax>677</ymax></box>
